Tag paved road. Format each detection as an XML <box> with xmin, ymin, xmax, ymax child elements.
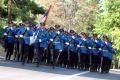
<box><xmin>0</xmin><ymin>58</ymin><xmax>120</xmax><ymax>80</ymax></box>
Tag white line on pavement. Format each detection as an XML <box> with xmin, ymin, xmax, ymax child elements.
<box><xmin>47</xmin><ymin>71</ymin><xmax>89</xmax><ymax>80</ymax></box>
<box><xmin>0</xmin><ymin>56</ymin><xmax>5</xmax><ymax>59</ymax></box>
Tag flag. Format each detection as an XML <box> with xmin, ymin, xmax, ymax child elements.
<box><xmin>29</xmin><ymin>5</ymin><xmax>52</xmax><ymax>45</ymax></box>
<box><xmin>39</xmin><ymin>5</ymin><xmax>52</xmax><ymax>27</ymax></box>
<box><xmin>30</xmin><ymin>29</ymin><xmax>39</xmax><ymax>45</ymax></box>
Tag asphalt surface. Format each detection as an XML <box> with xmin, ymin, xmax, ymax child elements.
<box><xmin>0</xmin><ymin>57</ymin><xmax>120</xmax><ymax>80</ymax></box>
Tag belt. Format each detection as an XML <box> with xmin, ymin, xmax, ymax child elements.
<box><xmin>102</xmin><ymin>50</ymin><xmax>108</xmax><ymax>52</ymax></box>
<box><xmin>24</xmin><ymin>37</ymin><xmax>30</xmax><ymax>38</ymax></box>
<box><xmin>80</xmin><ymin>46</ymin><xmax>85</xmax><ymax>48</ymax></box>
<box><xmin>7</xmin><ymin>36</ymin><xmax>14</xmax><ymax>37</ymax></box>
<box><xmin>103</xmin><ymin>50</ymin><xmax>113</xmax><ymax>55</ymax></box>
<box><xmin>70</xmin><ymin>44</ymin><xmax>74</xmax><ymax>46</ymax></box>
<box><xmin>92</xmin><ymin>48</ymin><xmax>97</xmax><ymax>50</ymax></box>
<box><xmin>54</xmin><ymin>42</ymin><xmax>60</xmax><ymax>44</ymax></box>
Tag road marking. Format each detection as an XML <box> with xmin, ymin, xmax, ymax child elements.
<box><xmin>111</xmin><ymin>69</ymin><xmax>120</xmax><ymax>72</ymax></box>
<box><xmin>47</xmin><ymin>71</ymin><xmax>89</xmax><ymax>80</ymax></box>
<box><xmin>0</xmin><ymin>56</ymin><xmax>5</xmax><ymax>59</ymax></box>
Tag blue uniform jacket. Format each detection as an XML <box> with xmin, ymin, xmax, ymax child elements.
<box><xmin>37</xmin><ymin>29</ymin><xmax>49</xmax><ymax>48</ymax></box>
<box><xmin>23</xmin><ymin>28</ymin><xmax>33</xmax><ymax>45</ymax></box>
<box><xmin>62</xmin><ymin>34</ymin><xmax>69</xmax><ymax>51</ymax></box>
<box><xmin>16</xmin><ymin>26</ymin><xmax>33</xmax><ymax>45</ymax></box>
<box><xmin>52</xmin><ymin>32</ymin><xmax>64</xmax><ymax>51</ymax></box>
<box><xmin>34</xmin><ymin>28</ymin><xmax>40</xmax><ymax>49</ymax></box>
<box><xmin>3</xmin><ymin>27</ymin><xmax>16</xmax><ymax>44</ymax></box>
<box><xmin>100</xmin><ymin>41</ymin><xmax>115</xmax><ymax>60</ymax></box>
<box><xmin>16</xmin><ymin>26</ymin><xmax>26</xmax><ymax>36</ymax></box>
<box><xmin>88</xmin><ymin>39</ymin><xmax>99</xmax><ymax>55</ymax></box>
<box><xmin>67</xmin><ymin>35</ymin><xmax>76</xmax><ymax>53</ymax></box>
<box><xmin>75</xmin><ymin>37</ymin><xmax>83</xmax><ymax>53</ymax></box>
<box><xmin>79</xmin><ymin>38</ymin><xmax>88</xmax><ymax>54</ymax></box>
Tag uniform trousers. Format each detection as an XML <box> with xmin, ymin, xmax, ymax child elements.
<box><xmin>6</xmin><ymin>43</ymin><xmax>14</xmax><ymax>60</ymax></box>
<box><xmin>80</xmin><ymin>53</ymin><xmax>89</xmax><ymax>70</ymax></box>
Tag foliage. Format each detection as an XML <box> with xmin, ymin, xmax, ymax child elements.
<box><xmin>94</xmin><ymin>0</ymin><xmax>120</xmax><ymax>58</ymax></box>
<box><xmin>46</xmin><ymin>0</ymin><xmax>97</xmax><ymax>32</ymax></box>
<box><xmin>0</xmin><ymin>0</ymin><xmax>45</xmax><ymax>25</ymax></box>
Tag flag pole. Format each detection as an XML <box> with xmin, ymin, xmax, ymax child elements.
<box><xmin>44</xmin><ymin>5</ymin><xmax>52</xmax><ymax>27</ymax></box>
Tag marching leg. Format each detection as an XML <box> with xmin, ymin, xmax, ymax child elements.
<box><xmin>22</xmin><ymin>45</ymin><xmax>29</xmax><ymax>65</ymax></box>
<box><xmin>9</xmin><ymin>43</ymin><xmax>14</xmax><ymax>60</ymax></box>
<box><xmin>78</xmin><ymin>52</ymin><xmax>81</xmax><ymax>70</ymax></box>
<box><xmin>100</xmin><ymin>56</ymin><xmax>104</xmax><ymax>73</ymax></box>
<box><xmin>37</xmin><ymin>47</ymin><xmax>44</xmax><ymax>67</ymax></box>
<box><xmin>50</xmin><ymin>49</ymin><xmax>54</xmax><ymax>69</ymax></box>
<box><xmin>55</xmin><ymin>51</ymin><xmax>61</xmax><ymax>67</ymax></box>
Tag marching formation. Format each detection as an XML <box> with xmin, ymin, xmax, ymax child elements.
<box><xmin>2</xmin><ymin>20</ymin><xmax>115</xmax><ymax>74</ymax></box>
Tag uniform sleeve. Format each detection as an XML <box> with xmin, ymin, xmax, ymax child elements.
<box><xmin>107</xmin><ymin>44</ymin><xmax>116</xmax><ymax>54</ymax></box>
<box><xmin>13</xmin><ymin>29</ymin><xmax>17</xmax><ymax>35</ymax></box>
<box><xmin>41</xmin><ymin>32</ymin><xmax>49</xmax><ymax>42</ymax></box>
<box><xmin>84</xmin><ymin>40</ymin><xmax>89</xmax><ymax>47</ymax></box>
<box><xmin>59</xmin><ymin>34</ymin><xmax>64</xmax><ymax>41</ymax></box>
<box><xmin>87</xmin><ymin>40</ymin><xmax>92</xmax><ymax>47</ymax></box>
<box><xmin>16</xmin><ymin>27</ymin><xmax>22</xmax><ymax>36</ymax></box>
<box><xmin>97</xmin><ymin>41</ymin><xmax>104</xmax><ymax>48</ymax></box>
<box><xmin>28</xmin><ymin>29</ymin><xmax>33</xmax><ymax>36</ymax></box>
<box><xmin>75</xmin><ymin>38</ymin><xmax>79</xmax><ymax>44</ymax></box>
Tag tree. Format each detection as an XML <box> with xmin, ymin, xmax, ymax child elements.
<box><xmin>48</xmin><ymin>0</ymin><xmax>97</xmax><ymax>32</ymax></box>
<box><xmin>0</xmin><ymin>0</ymin><xmax>45</xmax><ymax>23</ymax></box>
<box><xmin>94</xmin><ymin>0</ymin><xmax>120</xmax><ymax>58</ymax></box>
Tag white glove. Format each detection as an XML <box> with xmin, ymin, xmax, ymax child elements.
<box><xmin>19</xmin><ymin>35</ymin><xmax>23</xmax><ymax>38</ymax></box>
<box><xmin>26</xmin><ymin>27</ymin><xmax>30</xmax><ymax>31</ymax></box>
<box><xmin>59</xmin><ymin>49</ymin><xmax>62</xmax><ymax>52</ymax></box>
<box><xmin>95</xmin><ymin>40</ymin><xmax>98</xmax><ymax>43</ymax></box>
<box><xmin>10</xmin><ymin>27</ymin><xmax>13</xmax><ymax>30</ymax></box>
<box><xmin>50</xmin><ymin>39</ymin><xmax>53</xmax><ymax>41</ymax></box>
<box><xmin>37</xmin><ymin>26</ymin><xmax>39</xmax><ymax>29</ymax></box>
<box><xmin>105</xmin><ymin>41</ymin><xmax>108</xmax><ymax>44</ymax></box>
<box><xmin>39</xmin><ymin>39</ymin><xmax>42</xmax><ymax>42</ymax></box>
<box><xmin>57</xmin><ymin>31</ymin><xmax>60</xmax><ymax>34</ymax></box>
<box><xmin>83</xmin><ymin>38</ymin><xmax>86</xmax><ymax>41</ymax></box>
<box><xmin>77</xmin><ymin>45</ymin><xmax>80</xmax><ymax>48</ymax></box>
<box><xmin>15</xmin><ymin>35</ymin><xmax>18</xmax><ymax>38</ymax></box>
<box><xmin>44</xmin><ymin>48</ymin><xmax>47</xmax><ymax>50</ymax></box>
<box><xmin>4</xmin><ymin>33</ymin><xmax>7</xmax><ymax>36</ymax></box>
<box><xmin>88</xmin><ymin>47</ymin><xmax>92</xmax><ymax>49</ymax></box>
<box><xmin>99</xmin><ymin>48</ymin><xmax>102</xmax><ymax>51</ymax></box>
<box><xmin>72</xmin><ymin>36</ymin><xmax>75</xmax><ymax>39</ymax></box>
<box><xmin>41</xmin><ymin>29</ymin><xmax>44</xmax><ymax>31</ymax></box>
<box><xmin>65</xmin><ymin>42</ymin><xmax>69</xmax><ymax>45</ymax></box>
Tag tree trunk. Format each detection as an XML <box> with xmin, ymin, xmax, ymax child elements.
<box><xmin>8</xmin><ymin>0</ymin><xmax>12</xmax><ymax>19</ymax></box>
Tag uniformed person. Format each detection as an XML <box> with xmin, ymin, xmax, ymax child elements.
<box><xmin>36</xmin><ymin>25</ymin><xmax>49</xmax><ymax>66</ymax></box>
<box><xmin>53</xmin><ymin>25</ymin><xmax>64</xmax><ymax>68</ymax></box>
<box><xmin>66</xmin><ymin>30</ymin><xmax>77</xmax><ymax>69</ymax></box>
<box><xmin>18</xmin><ymin>21</ymin><xmax>33</xmax><ymax>65</ymax></box>
<box><xmin>13</xmin><ymin>26</ymin><xmax>20</xmax><ymax>61</ymax></box>
<box><xmin>58</xmin><ymin>28</ymin><xmax>68</xmax><ymax>68</ymax></box>
<box><xmin>3</xmin><ymin>21</ymin><xmax>16</xmax><ymax>60</ymax></box>
<box><xmin>28</xmin><ymin>24</ymin><xmax>35</xmax><ymax>63</ymax></box>
<box><xmin>79</xmin><ymin>32</ymin><xmax>89</xmax><ymax>70</ymax></box>
<box><xmin>100</xmin><ymin>35</ymin><xmax>115</xmax><ymax>73</ymax></box>
<box><xmin>75</xmin><ymin>33</ymin><xmax>83</xmax><ymax>69</ymax></box>
<box><xmin>88</xmin><ymin>34</ymin><xmax>100</xmax><ymax>72</ymax></box>
<box><xmin>15</xmin><ymin>20</ymin><xmax>27</xmax><ymax>61</ymax></box>
<box><xmin>62</xmin><ymin>30</ymin><xmax>70</xmax><ymax>68</ymax></box>
<box><xmin>47</xmin><ymin>27</ymin><xmax>55</xmax><ymax>65</ymax></box>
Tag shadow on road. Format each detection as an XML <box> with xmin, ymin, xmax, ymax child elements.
<box><xmin>0</xmin><ymin>58</ymin><xmax>119</xmax><ymax>80</ymax></box>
